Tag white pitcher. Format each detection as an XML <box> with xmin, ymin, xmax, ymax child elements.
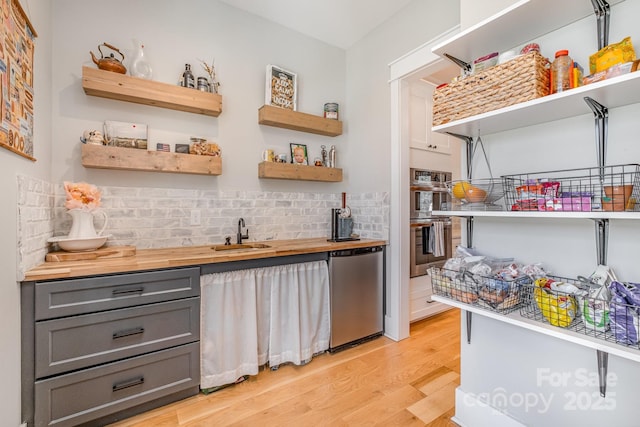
<box><xmin>67</xmin><ymin>209</ymin><xmax>108</xmax><ymax>239</ymax></box>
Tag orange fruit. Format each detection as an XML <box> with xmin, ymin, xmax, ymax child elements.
<box><xmin>465</xmin><ymin>186</ymin><xmax>487</xmax><ymax>203</ymax></box>
<box><xmin>452</xmin><ymin>182</ymin><xmax>470</xmax><ymax>199</ymax></box>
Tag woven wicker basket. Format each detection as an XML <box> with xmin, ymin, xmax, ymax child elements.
<box><xmin>432</xmin><ymin>51</ymin><xmax>550</xmax><ymax>126</ymax></box>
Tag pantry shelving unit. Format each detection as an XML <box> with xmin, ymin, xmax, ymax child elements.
<box><xmin>430</xmin><ymin>295</ymin><xmax>640</xmax><ymax>363</ymax></box>
<box><xmin>432</xmin><ymin>71</ymin><xmax>640</xmax><ymax>137</ymax></box>
<box><xmin>258</xmin><ymin>105</ymin><xmax>343</xmax><ymax>137</ymax></box>
<box><xmin>258</xmin><ymin>161</ymin><xmax>342</xmax><ymax>182</ymax></box>
<box><xmin>430</xmin><ymin>0</ymin><xmax>635</xmax><ymax>400</ymax></box>
<box><xmin>431</xmin><ymin>0</ymin><xmax>624</xmax><ymax>73</ymax></box>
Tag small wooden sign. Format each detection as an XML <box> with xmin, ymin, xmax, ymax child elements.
<box><xmin>265</xmin><ymin>64</ymin><xmax>297</xmax><ymax>111</ymax></box>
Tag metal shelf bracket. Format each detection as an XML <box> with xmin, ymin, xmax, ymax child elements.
<box><xmin>584</xmin><ymin>97</ymin><xmax>608</xmax><ymax>170</ymax></box>
<box><xmin>443</xmin><ymin>53</ymin><xmax>472</xmax><ymax>75</ymax></box>
<box><xmin>594</xmin><ymin>218</ymin><xmax>609</xmax><ymax>266</ymax></box>
<box><xmin>448</xmin><ymin>132</ymin><xmax>476</xmax><ymax>246</ymax></box>
<box><xmin>597</xmin><ymin>349</ymin><xmax>609</xmax><ymax>397</ymax></box>
<box><xmin>591</xmin><ymin>0</ymin><xmax>611</xmax><ymax>50</ymax></box>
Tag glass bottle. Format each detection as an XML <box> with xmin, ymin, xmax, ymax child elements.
<box><xmin>321</xmin><ymin>145</ymin><xmax>328</xmax><ymax>166</ymax></box>
<box><xmin>181</xmin><ymin>64</ymin><xmax>195</xmax><ymax>89</ymax></box>
<box><xmin>328</xmin><ymin>145</ymin><xmax>336</xmax><ymax>168</ymax></box>
<box><xmin>550</xmin><ymin>50</ymin><xmax>573</xmax><ymax>94</ymax></box>
<box><xmin>130</xmin><ymin>39</ymin><xmax>152</xmax><ymax>79</ymax></box>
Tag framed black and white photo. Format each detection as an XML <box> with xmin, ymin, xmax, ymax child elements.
<box><xmin>266</xmin><ymin>64</ymin><xmax>297</xmax><ymax>110</ymax></box>
<box><xmin>290</xmin><ymin>143</ymin><xmax>308</xmax><ymax>165</ymax></box>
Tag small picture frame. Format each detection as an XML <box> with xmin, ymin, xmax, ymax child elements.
<box><xmin>266</xmin><ymin>64</ymin><xmax>297</xmax><ymax>111</ymax></box>
<box><xmin>290</xmin><ymin>143</ymin><xmax>308</xmax><ymax>165</ymax></box>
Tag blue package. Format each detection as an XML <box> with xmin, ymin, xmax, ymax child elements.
<box><xmin>608</xmin><ymin>281</ymin><xmax>640</xmax><ymax>345</ymax></box>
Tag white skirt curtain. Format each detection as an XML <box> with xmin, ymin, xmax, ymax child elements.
<box><xmin>200</xmin><ymin>260</ymin><xmax>330</xmax><ymax>389</ymax></box>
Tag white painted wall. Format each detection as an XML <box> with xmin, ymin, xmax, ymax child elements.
<box><xmin>51</xmin><ymin>0</ymin><xmax>347</xmax><ymax>195</ymax></box>
<box><xmin>345</xmin><ymin>0</ymin><xmax>460</xmax><ymax>193</ymax></box>
<box><xmin>2</xmin><ymin>1</ymin><xmax>51</xmax><ymax>424</ymax></box>
<box><xmin>455</xmin><ymin>1</ymin><xmax>640</xmax><ymax>425</ymax></box>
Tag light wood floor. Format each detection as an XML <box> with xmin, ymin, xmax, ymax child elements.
<box><xmin>110</xmin><ymin>308</ymin><xmax>461</xmax><ymax>427</ymax></box>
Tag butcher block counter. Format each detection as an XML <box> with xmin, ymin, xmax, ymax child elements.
<box><xmin>23</xmin><ymin>237</ymin><xmax>387</xmax><ymax>281</ymax></box>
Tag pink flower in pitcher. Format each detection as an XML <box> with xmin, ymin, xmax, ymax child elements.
<box><xmin>63</xmin><ymin>181</ymin><xmax>101</xmax><ymax>211</ymax></box>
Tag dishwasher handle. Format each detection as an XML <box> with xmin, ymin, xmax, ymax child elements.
<box><xmin>330</xmin><ymin>246</ymin><xmax>383</xmax><ymax>257</ymax></box>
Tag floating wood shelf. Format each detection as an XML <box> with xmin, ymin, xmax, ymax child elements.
<box><xmin>82</xmin><ymin>144</ymin><xmax>222</xmax><ymax>176</ymax></box>
<box><xmin>258</xmin><ymin>105</ymin><xmax>342</xmax><ymax>137</ymax></box>
<box><xmin>82</xmin><ymin>66</ymin><xmax>222</xmax><ymax>117</ymax></box>
<box><xmin>258</xmin><ymin>161</ymin><xmax>342</xmax><ymax>182</ymax></box>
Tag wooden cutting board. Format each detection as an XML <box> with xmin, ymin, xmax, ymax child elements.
<box><xmin>45</xmin><ymin>245</ymin><xmax>136</xmax><ymax>262</ymax></box>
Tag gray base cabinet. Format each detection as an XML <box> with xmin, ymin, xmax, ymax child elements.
<box><xmin>22</xmin><ymin>267</ymin><xmax>201</xmax><ymax>427</ymax></box>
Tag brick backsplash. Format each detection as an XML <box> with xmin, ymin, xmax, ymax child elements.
<box><xmin>17</xmin><ymin>175</ymin><xmax>55</xmax><ymax>281</ymax></box>
<box><xmin>17</xmin><ymin>176</ymin><xmax>389</xmax><ymax>276</ymax></box>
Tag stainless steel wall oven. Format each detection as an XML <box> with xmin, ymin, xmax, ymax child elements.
<box><xmin>410</xmin><ymin>168</ymin><xmax>453</xmax><ymax>277</ymax></box>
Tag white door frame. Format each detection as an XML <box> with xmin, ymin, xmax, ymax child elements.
<box><xmin>385</xmin><ymin>26</ymin><xmax>460</xmax><ymax>341</ymax></box>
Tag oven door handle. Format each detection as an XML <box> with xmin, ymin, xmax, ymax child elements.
<box><xmin>422</xmin><ymin>225</ymin><xmax>432</xmax><ymax>254</ymax></box>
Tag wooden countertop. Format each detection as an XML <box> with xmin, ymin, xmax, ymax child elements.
<box><xmin>23</xmin><ymin>238</ymin><xmax>387</xmax><ymax>282</ymax></box>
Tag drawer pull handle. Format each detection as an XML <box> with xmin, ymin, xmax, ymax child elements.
<box><xmin>112</xmin><ymin>287</ymin><xmax>145</xmax><ymax>296</ymax></box>
<box><xmin>112</xmin><ymin>327</ymin><xmax>145</xmax><ymax>339</ymax></box>
<box><xmin>113</xmin><ymin>376</ymin><xmax>145</xmax><ymax>392</ymax></box>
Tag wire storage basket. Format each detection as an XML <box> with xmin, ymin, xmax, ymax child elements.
<box><xmin>502</xmin><ymin>164</ymin><xmax>640</xmax><ymax>212</ymax></box>
<box><xmin>445</xmin><ymin>178</ymin><xmax>505</xmax><ymax>211</ymax></box>
<box><xmin>520</xmin><ymin>276</ymin><xmax>640</xmax><ymax>350</ymax></box>
<box><xmin>429</xmin><ymin>267</ymin><xmax>531</xmax><ymax>314</ymax></box>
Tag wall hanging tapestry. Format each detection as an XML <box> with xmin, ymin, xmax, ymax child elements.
<box><xmin>0</xmin><ymin>0</ymin><xmax>37</xmax><ymax>160</ymax></box>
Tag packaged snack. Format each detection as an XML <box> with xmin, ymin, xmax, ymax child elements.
<box><xmin>581</xmin><ymin>284</ymin><xmax>610</xmax><ymax>332</ymax></box>
<box><xmin>472</xmin><ymin>52</ymin><xmax>499</xmax><ymax>73</ymax></box>
<box><xmin>608</xmin><ymin>281</ymin><xmax>640</xmax><ymax>345</ymax></box>
<box><xmin>520</xmin><ymin>43</ymin><xmax>541</xmax><ymax>54</ymax></box>
<box><xmin>534</xmin><ymin>278</ymin><xmax>580</xmax><ymax>328</ymax></box>
<box><xmin>589</xmin><ymin>36</ymin><xmax>636</xmax><ymax>74</ymax></box>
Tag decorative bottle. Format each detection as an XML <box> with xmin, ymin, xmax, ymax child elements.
<box><xmin>321</xmin><ymin>145</ymin><xmax>328</xmax><ymax>166</ymax></box>
<box><xmin>181</xmin><ymin>64</ymin><xmax>195</xmax><ymax>88</ymax></box>
<box><xmin>328</xmin><ymin>145</ymin><xmax>336</xmax><ymax>168</ymax></box>
<box><xmin>130</xmin><ymin>39</ymin><xmax>152</xmax><ymax>79</ymax></box>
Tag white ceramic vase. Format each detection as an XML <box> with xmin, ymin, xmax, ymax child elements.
<box><xmin>130</xmin><ymin>39</ymin><xmax>152</xmax><ymax>79</ymax></box>
<box><xmin>67</xmin><ymin>209</ymin><xmax>108</xmax><ymax>239</ymax></box>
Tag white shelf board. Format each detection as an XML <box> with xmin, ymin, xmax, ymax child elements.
<box><xmin>432</xmin><ymin>0</ymin><xmax>625</xmax><ymax>64</ymax></box>
<box><xmin>432</xmin><ymin>295</ymin><xmax>640</xmax><ymax>363</ymax></box>
<box><xmin>433</xmin><ymin>209</ymin><xmax>640</xmax><ymax>219</ymax></box>
<box><xmin>432</xmin><ymin>70</ymin><xmax>640</xmax><ymax>137</ymax></box>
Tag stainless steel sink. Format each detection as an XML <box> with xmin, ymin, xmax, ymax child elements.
<box><xmin>211</xmin><ymin>243</ymin><xmax>271</xmax><ymax>251</ymax></box>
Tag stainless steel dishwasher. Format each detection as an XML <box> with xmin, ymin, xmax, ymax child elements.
<box><xmin>328</xmin><ymin>245</ymin><xmax>384</xmax><ymax>352</ymax></box>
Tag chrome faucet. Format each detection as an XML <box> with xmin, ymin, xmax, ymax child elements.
<box><xmin>237</xmin><ymin>218</ymin><xmax>249</xmax><ymax>244</ymax></box>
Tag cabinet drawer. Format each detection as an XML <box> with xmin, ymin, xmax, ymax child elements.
<box><xmin>35</xmin><ymin>298</ymin><xmax>199</xmax><ymax>378</ymax></box>
<box><xmin>34</xmin><ymin>267</ymin><xmax>200</xmax><ymax>320</ymax></box>
<box><xmin>34</xmin><ymin>342</ymin><xmax>199</xmax><ymax>427</ymax></box>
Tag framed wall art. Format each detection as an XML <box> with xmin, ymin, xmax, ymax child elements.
<box><xmin>0</xmin><ymin>0</ymin><xmax>37</xmax><ymax>161</ymax></box>
<box><xmin>265</xmin><ymin>64</ymin><xmax>297</xmax><ymax>111</ymax></box>
<box><xmin>290</xmin><ymin>143</ymin><xmax>307</xmax><ymax>165</ymax></box>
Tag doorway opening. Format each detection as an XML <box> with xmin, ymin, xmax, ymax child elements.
<box><xmin>386</xmin><ymin>26</ymin><xmax>462</xmax><ymax>340</ymax></box>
